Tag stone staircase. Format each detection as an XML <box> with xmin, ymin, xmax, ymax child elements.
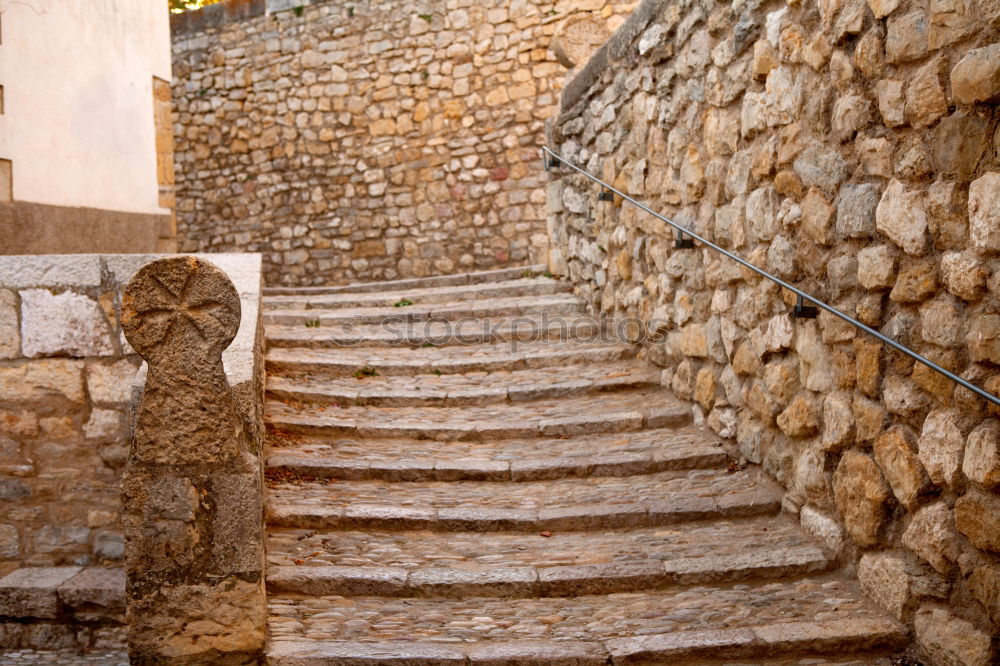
<box><xmin>262</xmin><ymin>267</ymin><xmax>909</xmax><ymax>665</ymax></box>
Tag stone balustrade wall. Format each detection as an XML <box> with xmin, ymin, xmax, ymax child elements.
<box><xmin>547</xmin><ymin>0</ymin><xmax>1000</xmax><ymax>661</ymax></box>
<box><xmin>171</xmin><ymin>0</ymin><xmax>636</xmax><ymax>287</ymax></box>
<box><xmin>0</xmin><ymin>254</ymin><xmax>264</xmax><ymax>574</ymax></box>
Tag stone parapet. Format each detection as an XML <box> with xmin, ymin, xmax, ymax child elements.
<box><xmin>547</xmin><ymin>0</ymin><xmax>1000</xmax><ymax>662</ymax></box>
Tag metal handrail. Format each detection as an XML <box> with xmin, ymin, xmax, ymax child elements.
<box><xmin>542</xmin><ymin>145</ymin><xmax>1000</xmax><ymax>408</ymax></box>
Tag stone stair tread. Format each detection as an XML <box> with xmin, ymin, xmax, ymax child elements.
<box><xmin>263</xmin><ymin>294</ymin><xmax>583</xmax><ymax>326</ymax></box>
<box><xmin>263</xmin><ymin>265</ymin><xmax>547</xmax><ymax>296</ymax></box>
<box><xmin>266</xmin><ymin>427</ymin><xmax>728</xmax><ymax>481</ymax></box>
<box><xmin>264</xmin><ymin>277</ymin><xmax>571</xmax><ymax>310</ymax></box>
<box><xmin>265</xmin><ymin>340</ymin><xmax>634</xmax><ymax>376</ymax></box>
<box><xmin>266</xmin><ymin>361</ymin><xmax>661</xmax><ymax>407</ymax></box>
<box><xmin>264</xmin><ymin>314</ymin><xmax>603</xmax><ymax>348</ymax></box>
<box><xmin>266</xmin><ymin>516</ymin><xmax>812</xmax><ymax>572</ymax></box>
<box><xmin>267</xmin><ymin>388</ymin><xmax>690</xmax><ymax>441</ymax></box>
<box><xmin>265</xmin><ymin>543</ymin><xmax>830</xmax><ymax>597</ymax></box>
<box><xmin>266</xmin><ymin>468</ymin><xmax>782</xmax><ymax>531</ymax></box>
<box><xmin>266</xmin><ymin>576</ymin><xmax>904</xmax><ymax>658</ymax></box>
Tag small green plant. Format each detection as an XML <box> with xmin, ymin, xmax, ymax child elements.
<box><xmin>347</xmin><ymin>5</ymin><xmax>354</xmax><ymax>16</ymax></box>
<box><xmin>420</xmin><ymin>342</ymin><xmax>436</xmax><ymax>348</ymax></box>
<box><xmin>393</xmin><ymin>298</ymin><xmax>414</xmax><ymax>307</ymax></box>
<box><xmin>353</xmin><ymin>366</ymin><xmax>379</xmax><ymax>379</ymax></box>
<box><xmin>546</xmin><ymin>9</ymin><xmax>558</xmax><ymax>15</ymax></box>
<box><xmin>421</xmin><ymin>69</ymin><xmax>430</xmax><ymax>80</ymax></box>
<box><xmin>522</xmin><ymin>269</ymin><xmax>536</xmax><ymax>279</ymax></box>
<box><xmin>433</xmin><ymin>369</ymin><xmax>443</xmax><ymax>376</ymax></box>
<box><xmin>543</xmin><ymin>270</ymin><xmax>554</xmax><ymax>279</ymax></box>
<box><xmin>418</xmin><ymin>13</ymin><xmax>432</xmax><ymax>22</ymax></box>
<box><xmin>292</xmin><ymin>5</ymin><xmax>304</xmax><ymax>16</ymax></box>
<box><xmin>597</xmin><ymin>244</ymin><xmax>606</xmax><ymax>253</ymax></box>
<box><xmin>197</xmin><ymin>88</ymin><xmax>209</xmax><ymax>96</ymax></box>
<box><xmin>304</xmin><ymin>319</ymin><xmax>320</xmax><ymax>328</ymax></box>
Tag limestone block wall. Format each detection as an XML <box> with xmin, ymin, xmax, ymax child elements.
<box><xmin>0</xmin><ymin>254</ymin><xmax>263</xmax><ymax>570</ymax></box>
<box><xmin>171</xmin><ymin>0</ymin><xmax>636</xmax><ymax>287</ymax></box>
<box><xmin>548</xmin><ymin>0</ymin><xmax>1000</xmax><ymax>660</ymax></box>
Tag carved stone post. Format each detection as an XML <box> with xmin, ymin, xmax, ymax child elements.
<box><xmin>120</xmin><ymin>257</ymin><xmax>265</xmax><ymax>665</ymax></box>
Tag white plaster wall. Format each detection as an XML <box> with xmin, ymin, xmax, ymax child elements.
<box><xmin>0</xmin><ymin>0</ymin><xmax>171</xmax><ymax>214</ymax></box>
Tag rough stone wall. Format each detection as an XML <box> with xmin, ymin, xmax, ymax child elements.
<box><xmin>548</xmin><ymin>0</ymin><xmax>1000</xmax><ymax>661</ymax></box>
<box><xmin>171</xmin><ymin>0</ymin><xmax>635</xmax><ymax>286</ymax></box>
<box><xmin>0</xmin><ymin>254</ymin><xmax>264</xmax><ymax>571</ymax></box>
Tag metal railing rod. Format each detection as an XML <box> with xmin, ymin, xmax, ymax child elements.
<box><xmin>542</xmin><ymin>146</ymin><xmax>1000</xmax><ymax>408</ymax></box>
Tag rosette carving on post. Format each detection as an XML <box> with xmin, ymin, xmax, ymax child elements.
<box><xmin>120</xmin><ymin>256</ymin><xmax>264</xmax><ymax>665</ymax></box>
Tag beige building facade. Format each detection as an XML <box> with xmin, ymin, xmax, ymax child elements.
<box><xmin>0</xmin><ymin>0</ymin><xmax>176</xmax><ymax>254</ymax></box>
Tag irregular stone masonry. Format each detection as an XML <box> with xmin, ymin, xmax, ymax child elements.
<box><xmin>170</xmin><ymin>0</ymin><xmax>637</xmax><ymax>287</ymax></box>
<box><xmin>261</xmin><ymin>268</ymin><xmax>908</xmax><ymax>663</ymax></box>
<box><xmin>546</xmin><ymin>0</ymin><xmax>1000</xmax><ymax>661</ymax></box>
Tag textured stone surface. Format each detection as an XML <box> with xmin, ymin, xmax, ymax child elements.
<box><xmin>955</xmin><ymin>489</ymin><xmax>1000</xmax><ymax>552</ymax></box>
<box><xmin>950</xmin><ymin>43</ymin><xmax>1000</xmax><ymax>104</ymax></box>
<box><xmin>876</xmin><ymin>180</ymin><xmax>928</xmax><ymax>255</ymax></box>
<box><xmin>902</xmin><ymin>502</ymin><xmax>961</xmax><ymax>574</ymax></box>
<box><xmin>918</xmin><ymin>408</ymin><xmax>966</xmax><ymax>489</ymax></box>
<box><xmin>833</xmin><ymin>451</ymin><xmax>891</xmax><ymax>547</ymax></box>
<box><xmin>872</xmin><ymin>427</ymin><xmax>932</xmax><ymax>511</ymax></box>
<box><xmin>968</xmin><ymin>172</ymin><xmax>1000</xmax><ymax>252</ymax></box>
<box><xmin>0</xmin><ymin>290</ymin><xmax>18</xmax><ymax>360</ymax></box>
<box><xmin>963</xmin><ymin>420</ymin><xmax>1000</xmax><ymax>488</ymax></box>
<box><xmin>120</xmin><ymin>257</ymin><xmax>265</xmax><ymax>663</ymax></box>
<box><xmin>914</xmin><ymin>606</ymin><xmax>995</xmax><ymax>666</ymax></box>
<box><xmin>18</xmin><ymin>290</ymin><xmax>114</xmax><ymax>358</ymax></box>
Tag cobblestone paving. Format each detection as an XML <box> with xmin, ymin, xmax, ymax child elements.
<box><xmin>261</xmin><ymin>271</ymin><xmax>907</xmax><ymax>662</ymax></box>
<box><xmin>0</xmin><ymin>652</ymin><xmax>127</xmax><ymax>665</ymax></box>
<box><xmin>266</xmin><ymin>516</ymin><xmax>813</xmax><ymax>569</ymax></box>
<box><xmin>267</xmin><ymin>575</ymin><xmax>883</xmax><ymax>644</ymax></box>
<box><xmin>267</xmin><ymin>468</ymin><xmax>770</xmax><ymax>510</ymax></box>
<box><xmin>267</xmin><ymin>426</ymin><xmax>722</xmax><ymax>463</ymax></box>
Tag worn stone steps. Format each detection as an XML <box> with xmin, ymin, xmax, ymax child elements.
<box><xmin>264</xmin><ymin>265</ymin><xmax>547</xmax><ymax>297</ymax></box>
<box><xmin>264</xmin><ymin>294</ymin><xmax>584</xmax><ymax>327</ymax></box>
<box><xmin>265</xmin><ymin>469</ymin><xmax>783</xmax><ymax>532</ymax></box>
<box><xmin>265</xmin><ymin>340</ymin><xmax>634</xmax><ymax>377</ymax></box>
<box><xmin>266</xmin><ymin>544</ymin><xmax>831</xmax><ymax>598</ymax></box>
<box><xmin>265</xmin><ymin>427</ymin><xmax>728</xmax><ymax>482</ymax></box>
<box><xmin>267</xmin><ymin>361</ymin><xmax>661</xmax><ymax>407</ymax></box>
<box><xmin>263</xmin><ymin>277</ymin><xmax>571</xmax><ymax>310</ymax></box>
<box><xmin>260</xmin><ymin>268</ymin><xmax>907</xmax><ymax>665</ymax></box>
<box><xmin>265</xmin><ymin>575</ymin><xmax>906</xmax><ymax>663</ymax></box>
<box><xmin>267</xmin><ymin>388</ymin><xmax>690</xmax><ymax>441</ymax></box>
<box><xmin>264</xmin><ymin>314</ymin><xmax>604</xmax><ymax>349</ymax></box>
<box><xmin>0</xmin><ymin>567</ymin><xmax>125</xmax><ymax>651</ymax></box>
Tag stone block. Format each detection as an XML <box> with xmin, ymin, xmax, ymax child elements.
<box><xmin>58</xmin><ymin>567</ymin><xmax>125</xmax><ymax>613</ymax></box>
<box><xmin>963</xmin><ymin>420</ymin><xmax>1000</xmax><ymax>489</ymax></box>
<box><xmin>941</xmin><ymin>251</ymin><xmax>987</xmax><ymax>300</ymax></box>
<box><xmin>967</xmin><ymin>314</ymin><xmax>1000</xmax><ymax>364</ymax></box>
<box><xmin>86</xmin><ymin>359</ymin><xmax>138</xmax><ymax>405</ymax></box>
<box><xmin>836</xmin><ymin>184</ymin><xmax>880</xmax><ymax>239</ymax></box>
<box><xmin>918</xmin><ymin>409</ymin><xmax>966</xmax><ymax>489</ymax></box>
<box><xmin>914</xmin><ymin>606</ymin><xmax>995</xmax><ymax>666</ymax></box>
<box><xmin>0</xmin><ymin>567</ymin><xmax>82</xmax><ymax>619</ymax></box>
<box><xmin>968</xmin><ymin>560</ymin><xmax>1000</xmax><ymax>623</ymax></box>
<box><xmin>875</xmin><ymin>79</ymin><xmax>905</xmax><ymax>126</ymax></box>
<box><xmin>902</xmin><ymin>502</ymin><xmax>961</xmax><ymax>574</ymax></box>
<box><xmin>931</xmin><ymin>113</ymin><xmax>989</xmax><ymax>180</ymax></box>
<box><xmin>0</xmin><ymin>525</ymin><xmax>19</xmax><ymax>560</ymax></box>
<box><xmin>0</xmin><ymin>359</ymin><xmax>84</xmax><ymax>403</ymax></box>
<box><xmin>955</xmin><ymin>488</ymin><xmax>1000</xmax><ymax>552</ymax></box>
<box><xmin>858</xmin><ymin>551</ymin><xmax>948</xmax><ymax>620</ymax></box>
<box><xmin>800</xmin><ymin>505</ymin><xmax>845</xmax><ymax>554</ymax></box>
<box><xmin>969</xmin><ymin>172</ymin><xmax>1000</xmax><ymax>252</ymax></box>
<box><xmin>0</xmin><ymin>255</ymin><xmax>102</xmax><ymax>290</ymax></box>
<box><xmin>793</xmin><ymin>144</ymin><xmax>849</xmax><ymax>196</ymax></box>
<box><xmin>873</xmin><ymin>426</ymin><xmax>933</xmax><ymax>510</ymax></box>
<box><xmin>833</xmin><ymin>450</ymin><xmax>891</xmax><ymax>547</ymax></box>
<box><xmin>0</xmin><ymin>290</ymin><xmax>18</xmax><ymax>360</ymax></box>
<box><xmin>950</xmin><ymin>43</ymin><xmax>1000</xmax><ymax>104</ymax></box>
<box><xmin>876</xmin><ymin>180</ymin><xmax>928</xmax><ymax>255</ymax></box>
<box><xmin>19</xmin><ymin>290</ymin><xmax>115</xmax><ymax>358</ymax></box>
<box><xmin>856</xmin><ymin>245</ymin><xmax>896</xmax><ymax>289</ymax></box>
<box><xmin>905</xmin><ymin>58</ymin><xmax>948</xmax><ymax>128</ymax></box>
<box><xmin>776</xmin><ymin>394</ymin><xmax>819</xmax><ymax>438</ymax></box>
<box><xmin>885</xmin><ymin>11</ymin><xmax>927</xmax><ymax>63</ymax></box>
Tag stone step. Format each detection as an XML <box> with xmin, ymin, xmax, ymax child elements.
<box><xmin>263</xmin><ymin>294</ymin><xmax>584</xmax><ymax>327</ymax></box>
<box><xmin>266</xmin><ymin>515</ymin><xmax>830</xmax><ymax>598</ymax></box>
<box><xmin>265</xmin><ymin>340</ymin><xmax>634</xmax><ymax>377</ymax></box>
<box><xmin>265</xmin><ymin>468</ymin><xmax>782</xmax><ymax>532</ymax></box>
<box><xmin>264</xmin><ymin>314</ymin><xmax>605</xmax><ymax>349</ymax></box>
<box><xmin>266</xmin><ymin>362</ymin><xmax>661</xmax><ymax>408</ymax></box>
<box><xmin>266</xmin><ymin>544</ymin><xmax>830</xmax><ymax>598</ymax></box>
<box><xmin>266</xmin><ymin>427</ymin><xmax>729</xmax><ymax>482</ymax></box>
<box><xmin>0</xmin><ymin>567</ymin><xmax>125</xmax><ymax>651</ymax></box>
<box><xmin>266</xmin><ymin>576</ymin><xmax>906</xmax><ymax>663</ymax></box>
<box><xmin>266</xmin><ymin>388</ymin><xmax>690</xmax><ymax>441</ymax></box>
<box><xmin>263</xmin><ymin>277</ymin><xmax>571</xmax><ymax>310</ymax></box>
<box><xmin>264</xmin><ymin>265</ymin><xmax>547</xmax><ymax>296</ymax></box>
